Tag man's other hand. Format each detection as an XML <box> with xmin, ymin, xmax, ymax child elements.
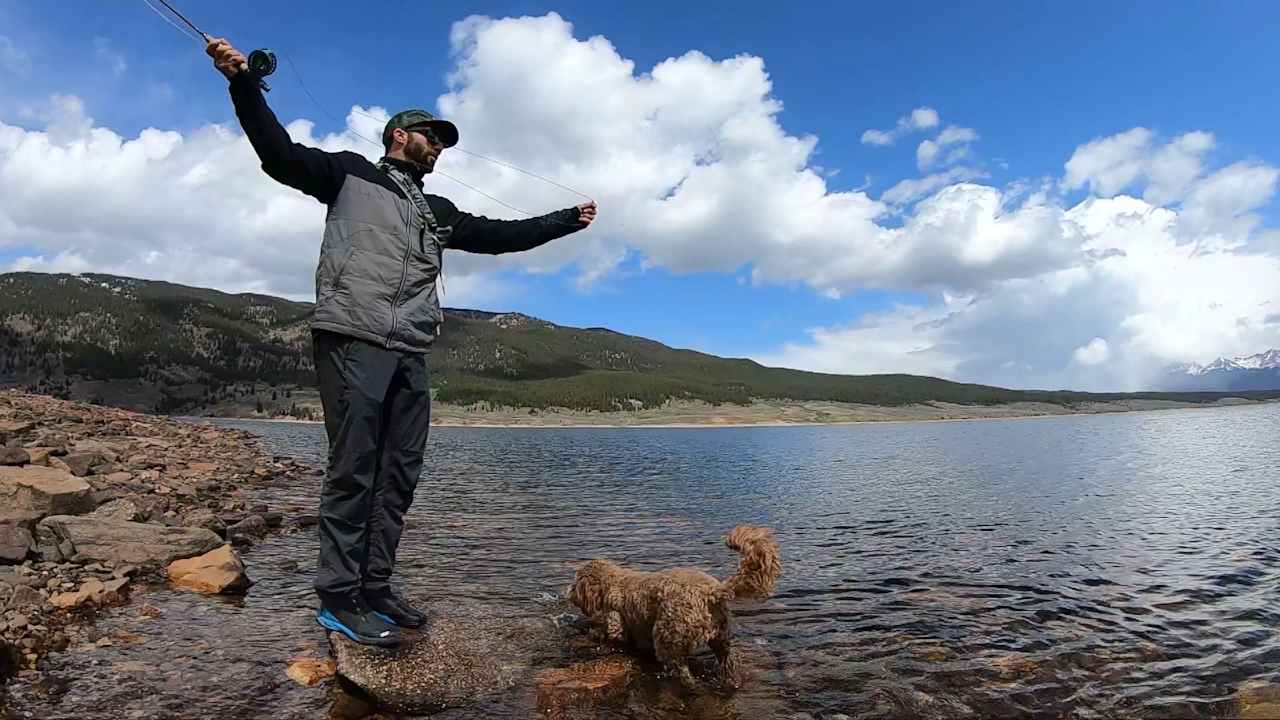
<box><xmin>206</xmin><ymin>37</ymin><xmax>247</xmax><ymax>80</ymax></box>
<box><xmin>577</xmin><ymin>200</ymin><xmax>598</xmax><ymax>227</ymax></box>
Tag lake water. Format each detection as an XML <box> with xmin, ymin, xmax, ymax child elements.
<box><xmin>8</xmin><ymin>403</ymin><xmax>1280</xmax><ymax>719</ymax></box>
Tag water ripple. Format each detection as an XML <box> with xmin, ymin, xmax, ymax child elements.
<box><xmin>8</xmin><ymin>403</ymin><xmax>1280</xmax><ymax>718</ymax></box>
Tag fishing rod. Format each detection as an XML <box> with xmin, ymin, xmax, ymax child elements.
<box><xmin>146</xmin><ymin>0</ymin><xmax>276</xmax><ymax>91</ymax></box>
<box><xmin>141</xmin><ymin>0</ymin><xmax>593</xmax><ymax>223</ymax></box>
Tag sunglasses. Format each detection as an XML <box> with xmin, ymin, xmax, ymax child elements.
<box><xmin>407</xmin><ymin>126</ymin><xmax>444</xmax><ymax>148</ymax></box>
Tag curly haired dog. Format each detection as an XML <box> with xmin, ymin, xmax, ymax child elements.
<box><xmin>567</xmin><ymin>525</ymin><xmax>781</xmax><ymax>688</ymax></box>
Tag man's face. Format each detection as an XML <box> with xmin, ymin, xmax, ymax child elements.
<box><xmin>403</xmin><ymin>126</ymin><xmax>444</xmax><ymax>172</ymax></box>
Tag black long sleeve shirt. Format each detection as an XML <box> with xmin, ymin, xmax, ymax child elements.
<box><xmin>226</xmin><ymin>73</ymin><xmax>583</xmax><ymax>254</ymax></box>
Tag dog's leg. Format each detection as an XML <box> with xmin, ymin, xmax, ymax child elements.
<box><xmin>588</xmin><ymin>611</ymin><xmax>625</xmax><ymax>643</ymax></box>
<box><xmin>662</xmin><ymin>660</ymin><xmax>698</xmax><ymax>689</ymax></box>
<box><xmin>709</xmin><ymin>609</ymin><xmax>739</xmax><ymax>689</ymax></box>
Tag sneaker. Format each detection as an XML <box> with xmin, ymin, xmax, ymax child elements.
<box><xmin>364</xmin><ymin>590</ymin><xmax>428</xmax><ymax>629</ymax></box>
<box><xmin>315</xmin><ymin>597</ymin><xmax>401</xmax><ymax>647</ymax></box>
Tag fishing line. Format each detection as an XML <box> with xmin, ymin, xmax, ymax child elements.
<box><xmin>345</xmin><ymin>105</ymin><xmax>592</xmax><ymax>201</ymax></box>
<box><xmin>141</xmin><ymin>0</ymin><xmax>203</xmax><ymax>42</ymax></box>
<box><xmin>278</xmin><ymin>56</ymin><xmax>584</xmax><ymax>224</ymax></box>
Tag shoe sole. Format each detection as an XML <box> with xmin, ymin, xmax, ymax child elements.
<box><xmin>316</xmin><ymin>611</ymin><xmax>401</xmax><ymax>648</ymax></box>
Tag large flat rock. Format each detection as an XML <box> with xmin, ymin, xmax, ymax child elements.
<box><xmin>328</xmin><ymin>607</ymin><xmax>555</xmax><ymax>713</ymax></box>
<box><xmin>36</xmin><ymin>515</ymin><xmax>222</xmax><ymax>566</ymax></box>
<box><xmin>0</xmin><ymin>466</ymin><xmax>95</xmax><ymax>526</ymax></box>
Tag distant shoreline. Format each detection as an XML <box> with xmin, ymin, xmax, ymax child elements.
<box><xmin>202</xmin><ymin>396</ymin><xmax>1273</xmax><ymax>429</ymax></box>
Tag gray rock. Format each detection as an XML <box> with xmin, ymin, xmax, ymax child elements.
<box><xmin>328</xmin><ymin>605</ymin><xmax>550</xmax><ymax>713</ymax></box>
<box><xmin>227</xmin><ymin>515</ymin><xmax>268</xmax><ymax>546</ymax></box>
<box><xmin>0</xmin><ymin>448</ymin><xmax>29</xmax><ymax>466</ymax></box>
<box><xmin>0</xmin><ymin>421</ymin><xmax>35</xmax><ymax>443</ymax></box>
<box><xmin>182</xmin><ymin>509</ymin><xmax>227</xmax><ymax>537</ymax></box>
<box><xmin>89</xmin><ymin>498</ymin><xmax>143</xmax><ymax>523</ymax></box>
<box><xmin>0</xmin><ymin>524</ymin><xmax>32</xmax><ymax>563</ymax></box>
<box><xmin>0</xmin><ymin>467</ymin><xmax>96</xmax><ymax>526</ymax></box>
<box><xmin>59</xmin><ymin>452</ymin><xmax>111</xmax><ymax>477</ymax></box>
<box><xmin>7</xmin><ymin>585</ymin><xmax>41</xmax><ymax>607</ymax></box>
<box><xmin>35</xmin><ymin>515</ymin><xmax>222</xmax><ymax>567</ymax></box>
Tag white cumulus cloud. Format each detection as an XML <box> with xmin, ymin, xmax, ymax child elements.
<box><xmin>1062</xmin><ymin>128</ymin><xmax>1218</xmax><ymax>205</ymax></box>
<box><xmin>861</xmin><ymin>106</ymin><xmax>940</xmax><ymax>146</ymax></box>
<box><xmin>1073</xmin><ymin>337</ymin><xmax>1110</xmax><ymax>366</ymax></box>
<box><xmin>1</xmin><ymin>13</ymin><xmax>1278</xmax><ymax>392</ymax></box>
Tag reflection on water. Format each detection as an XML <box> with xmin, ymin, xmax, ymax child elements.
<box><xmin>8</xmin><ymin>403</ymin><xmax>1280</xmax><ymax>718</ymax></box>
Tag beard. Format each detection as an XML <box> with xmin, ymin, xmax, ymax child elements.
<box><xmin>405</xmin><ymin>136</ymin><xmax>438</xmax><ymax>173</ymax></box>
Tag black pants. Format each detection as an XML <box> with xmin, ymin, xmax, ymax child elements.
<box><xmin>311</xmin><ymin>330</ymin><xmax>431</xmax><ymax>604</ymax></box>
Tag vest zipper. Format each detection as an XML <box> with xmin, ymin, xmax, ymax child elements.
<box><xmin>386</xmin><ymin>204</ymin><xmax>413</xmax><ymax>348</ymax></box>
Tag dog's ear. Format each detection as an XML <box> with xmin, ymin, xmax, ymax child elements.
<box><xmin>569</xmin><ymin>574</ymin><xmax>596</xmax><ymax>614</ymax></box>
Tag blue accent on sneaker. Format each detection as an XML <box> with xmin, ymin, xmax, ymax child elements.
<box><xmin>315</xmin><ymin>607</ymin><xmax>399</xmax><ymax>647</ymax></box>
<box><xmin>373</xmin><ymin>610</ymin><xmax>398</xmax><ymax>626</ymax></box>
<box><xmin>316</xmin><ymin>608</ymin><xmax>356</xmax><ymax>641</ymax></box>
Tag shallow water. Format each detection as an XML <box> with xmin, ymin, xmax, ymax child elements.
<box><xmin>9</xmin><ymin>403</ymin><xmax>1280</xmax><ymax>719</ymax></box>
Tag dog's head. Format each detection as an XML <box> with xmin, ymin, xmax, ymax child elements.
<box><xmin>567</xmin><ymin>559</ymin><xmax>617</xmax><ymax>615</ymax></box>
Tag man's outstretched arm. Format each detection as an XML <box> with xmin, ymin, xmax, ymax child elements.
<box><xmin>434</xmin><ymin>197</ymin><xmax>598</xmax><ymax>254</ymax></box>
<box><xmin>208</xmin><ymin>37</ymin><xmax>347</xmax><ymax>205</ymax></box>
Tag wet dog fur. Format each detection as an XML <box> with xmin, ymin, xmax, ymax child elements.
<box><xmin>567</xmin><ymin>525</ymin><xmax>781</xmax><ymax>688</ymax></box>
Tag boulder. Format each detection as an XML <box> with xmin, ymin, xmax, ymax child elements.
<box><xmin>328</xmin><ymin>606</ymin><xmax>550</xmax><ymax>713</ymax></box>
<box><xmin>0</xmin><ymin>447</ymin><xmax>29</xmax><ymax>466</ymax></box>
<box><xmin>166</xmin><ymin>544</ymin><xmax>250</xmax><ymax>594</ymax></box>
<box><xmin>35</xmin><ymin>515</ymin><xmax>222</xmax><ymax>566</ymax></box>
<box><xmin>0</xmin><ymin>524</ymin><xmax>32</xmax><ymax>563</ymax></box>
<box><xmin>0</xmin><ymin>466</ymin><xmax>96</xmax><ymax>525</ymax></box>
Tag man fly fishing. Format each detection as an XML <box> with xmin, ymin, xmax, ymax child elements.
<box><xmin>206</xmin><ymin>37</ymin><xmax>597</xmax><ymax>648</ymax></box>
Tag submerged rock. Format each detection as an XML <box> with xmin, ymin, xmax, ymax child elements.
<box><xmin>227</xmin><ymin>514</ymin><xmax>268</xmax><ymax>546</ymax></box>
<box><xmin>286</xmin><ymin>656</ymin><xmax>337</xmax><ymax>687</ymax></box>
<box><xmin>1238</xmin><ymin>679</ymin><xmax>1280</xmax><ymax>720</ymax></box>
<box><xmin>535</xmin><ymin>655</ymin><xmax>641</xmax><ymax>715</ymax></box>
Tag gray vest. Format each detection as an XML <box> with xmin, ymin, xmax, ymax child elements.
<box><xmin>310</xmin><ymin>163</ymin><xmax>450</xmax><ymax>353</ymax></box>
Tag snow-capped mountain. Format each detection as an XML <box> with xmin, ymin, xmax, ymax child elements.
<box><xmin>1166</xmin><ymin>349</ymin><xmax>1280</xmax><ymax>390</ymax></box>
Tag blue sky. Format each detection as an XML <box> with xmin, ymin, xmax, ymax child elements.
<box><xmin>2</xmin><ymin>2</ymin><xmax>1279</xmax><ymax>390</ymax></box>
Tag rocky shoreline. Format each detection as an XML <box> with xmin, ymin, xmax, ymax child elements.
<box><xmin>0</xmin><ymin>389</ymin><xmax>314</xmax><ymax>693</ymax></box>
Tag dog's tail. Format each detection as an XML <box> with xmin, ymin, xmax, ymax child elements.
<box><xmin>717</xmin><ymin>524</ymin><xmax>781</xmax><ymax>602</ymax></box>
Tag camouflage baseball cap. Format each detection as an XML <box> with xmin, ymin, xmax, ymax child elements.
<box><xmin>382</xmin><ymin>109</ymin><xmax>459</xmax><ymax>148</ymax></box>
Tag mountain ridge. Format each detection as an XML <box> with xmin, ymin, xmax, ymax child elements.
<box><xmin>1165</xmin><ymin>349</ymin><xmax>1280</xmax><ymax>391</ymax></box>
<box><xmin>3</xmin><ymin>271</ymin><xmax>1279</xmax><ymax>416</ymax></box>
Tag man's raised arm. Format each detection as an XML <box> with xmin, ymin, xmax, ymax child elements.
<box><xmin>207</xmin><ymin>37</ymin><xmax>347</xmax><ymax>205</ymax></box>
